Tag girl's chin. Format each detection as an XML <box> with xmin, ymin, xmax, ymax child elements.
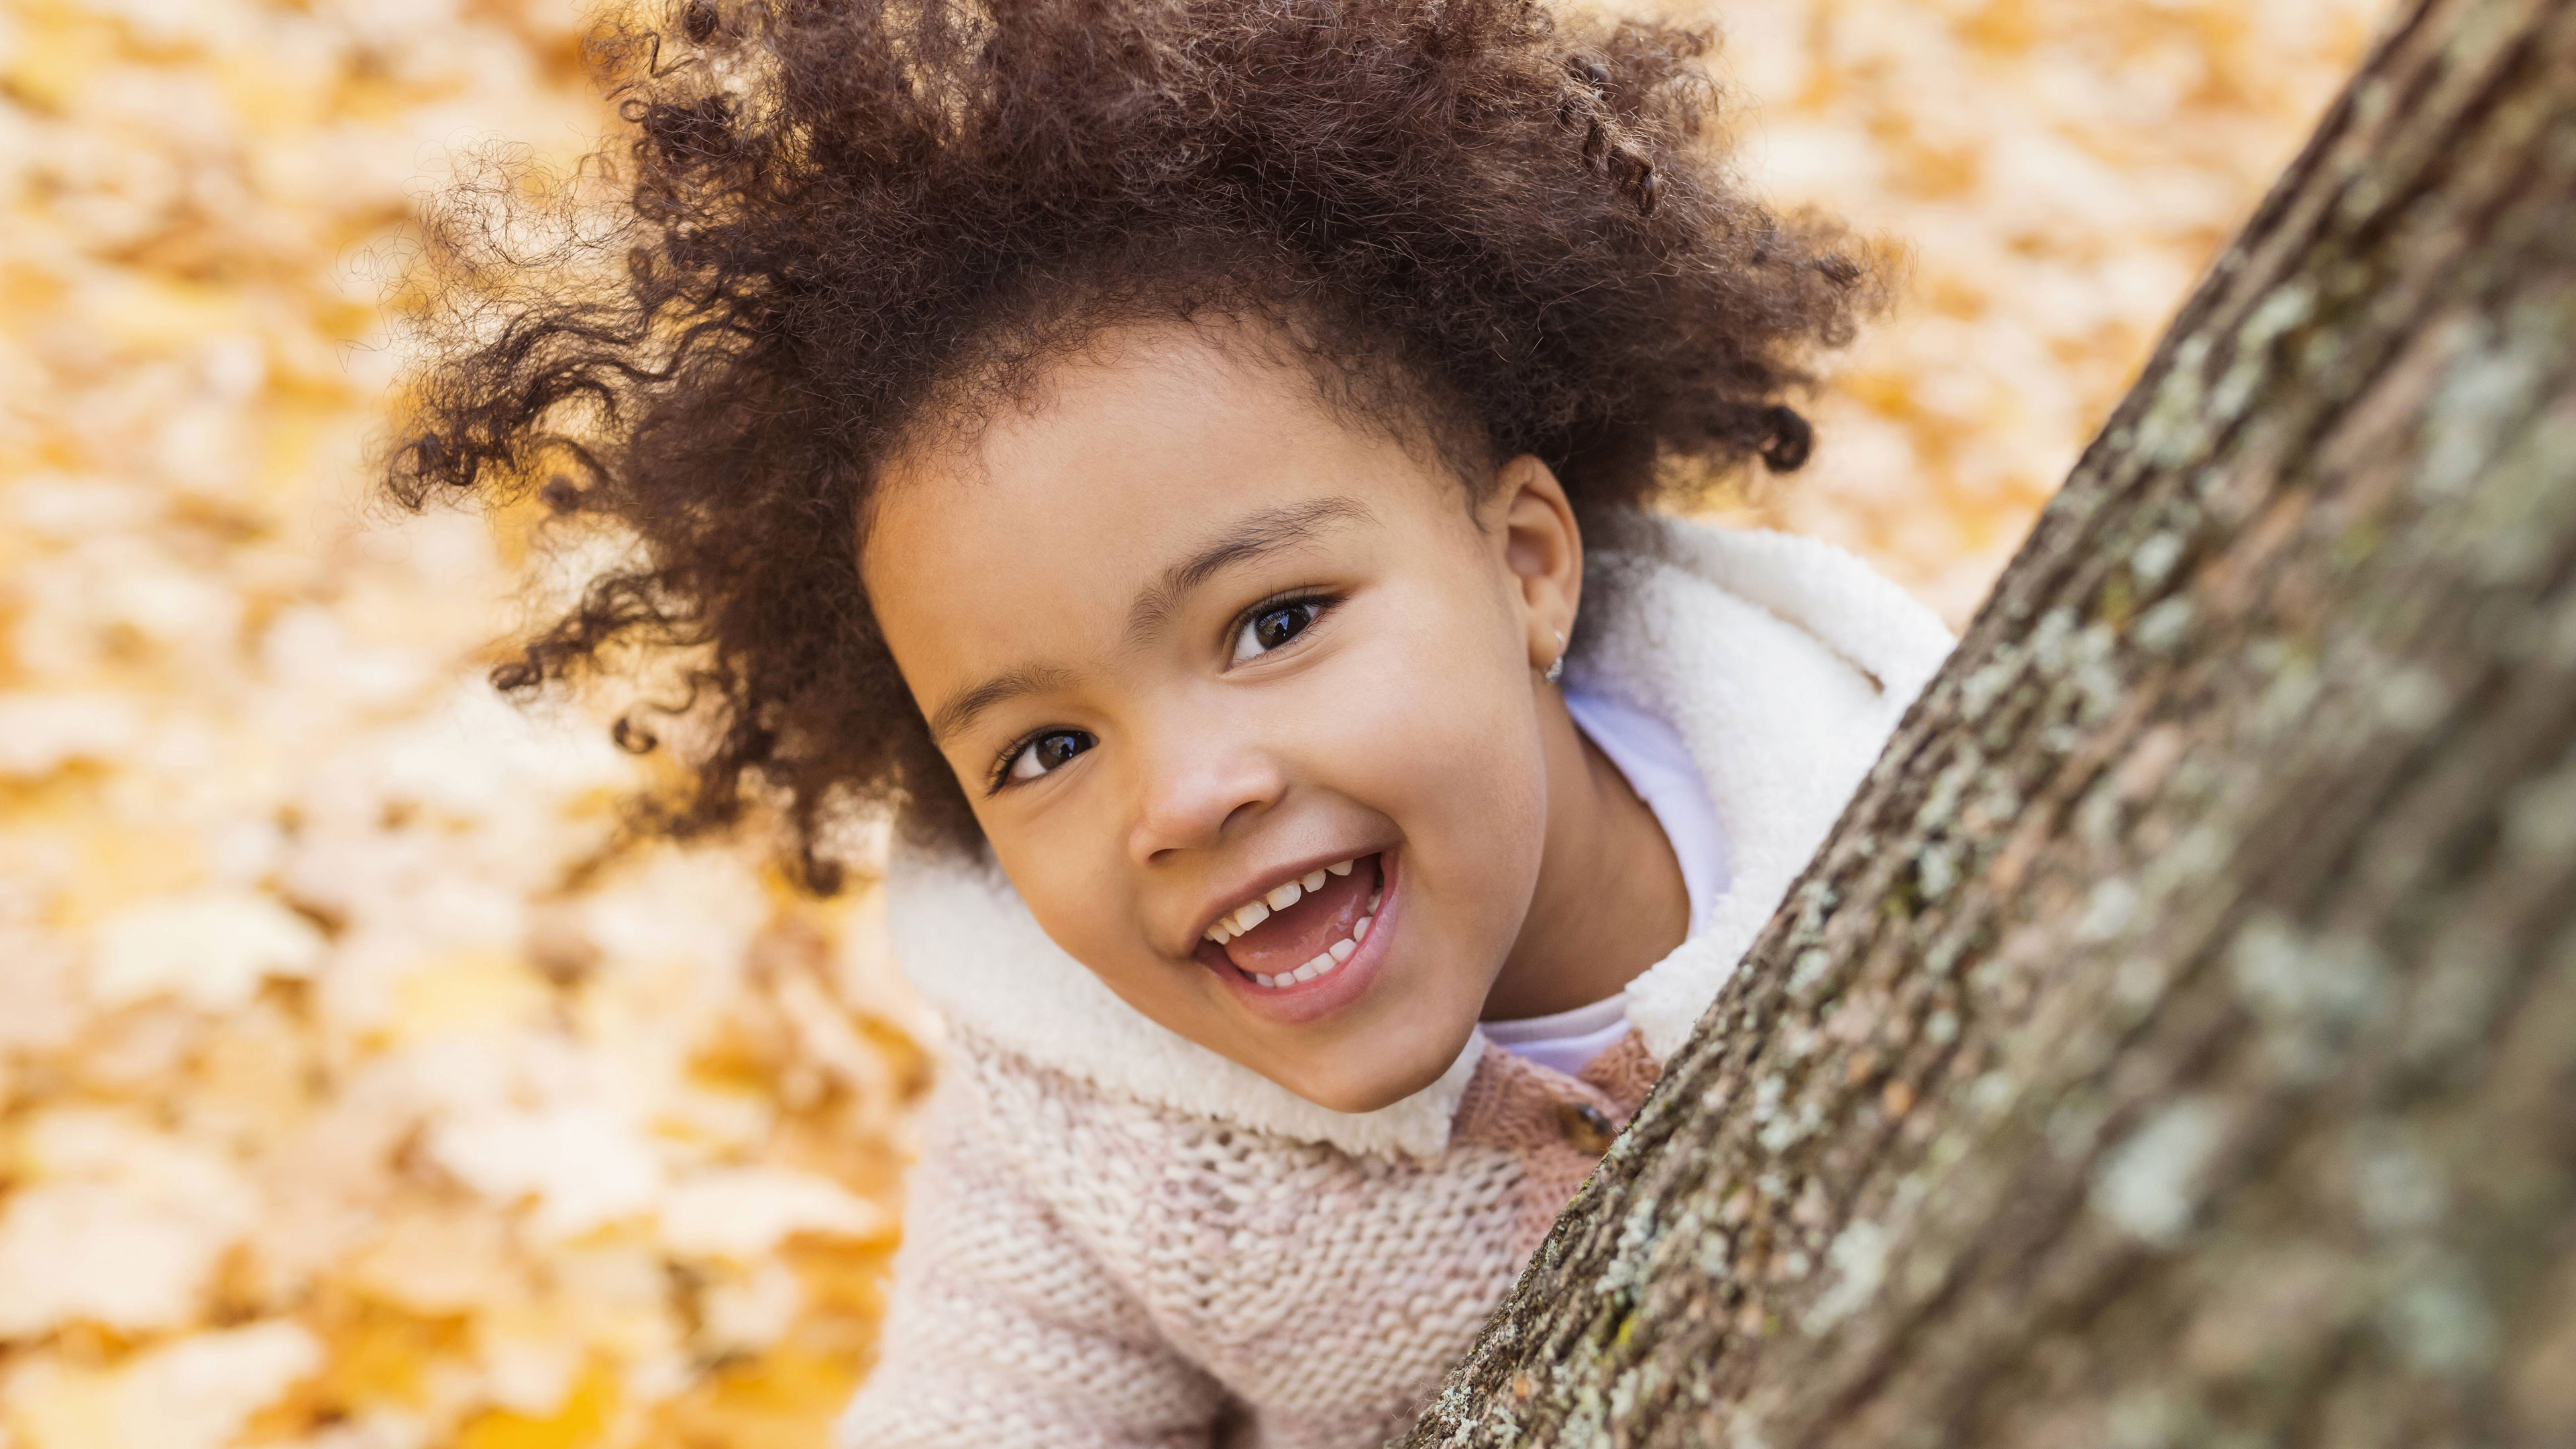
<box><xmin>1204</xmin><ymin>850</ymin><xmax>1404</xmax><ymax>1028</ymax></box>
<box><xmin>1267</xmin><ymin>1052</ymin><xmax>1458</xmax><ymax>1114</ymax></box>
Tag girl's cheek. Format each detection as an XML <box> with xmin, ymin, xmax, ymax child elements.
<box><xmin>985</xmin><ymin>792</ymin><xmax>1137</xmax><ymax>961</ymax></box>
<box><xmin>1329</xmin><ymin>610</ymin><xmax>1548</xmax><ymax>862</ymax></box>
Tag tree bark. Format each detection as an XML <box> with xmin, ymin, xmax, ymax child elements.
<box><xmin>1405</xmin><ymin>1</ymin><xmax>2576</xmax><ymax>1444</ymax></box>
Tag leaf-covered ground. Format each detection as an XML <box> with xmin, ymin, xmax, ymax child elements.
<box><xmin>0</xmin><ymin>1</ymin><xmax>2379</xmax><ymax>1446</ymax></box>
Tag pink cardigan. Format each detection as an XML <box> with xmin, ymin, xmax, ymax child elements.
<box><xmin>837</xmin><ymin>521</ymin><xmax>1951</xmax><ymax>1448</ymax></box>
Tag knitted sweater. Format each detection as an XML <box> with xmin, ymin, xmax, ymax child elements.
<box><xmin>835</xmin><ymin>520</ymin><xmax>1953</xmax><ymax>1449</ymax></box>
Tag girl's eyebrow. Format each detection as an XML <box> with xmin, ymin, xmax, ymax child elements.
<box><xmin>1124</xmin><ymin>496</ymin><xmax>1373</xmax><ymax>643</ymax></box>
<box><xmin>926</xmin><ymin>497</ymin><xmax>1373</xmax><ymax>746</ymax></box>
<box><xmin>928</xmin><ymin>663</ymin><xmax>1079</xmax><ymax>745</ymax></box>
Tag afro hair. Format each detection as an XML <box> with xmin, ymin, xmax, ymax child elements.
<box><xmin>385</xmin><ymin>0</ymin><xmax>1879</xmax><ymax>881</ymax></box>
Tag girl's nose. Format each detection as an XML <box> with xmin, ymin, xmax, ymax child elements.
<box><xmin>1126</xmin><ymin>730</ymin><xmax>1284</xmax><ymax>865</ymax></box>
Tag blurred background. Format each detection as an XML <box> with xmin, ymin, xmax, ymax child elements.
<box><xmin>0</xmin><ymin>2</ymin><xmax>2384</xmax><ymax>1446</ymax></box>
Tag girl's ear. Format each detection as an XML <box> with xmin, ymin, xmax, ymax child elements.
<box><xmin>1491</xmin><ymin>454</ymin><xmax>1582</xmax><ymax>681</ymax></box>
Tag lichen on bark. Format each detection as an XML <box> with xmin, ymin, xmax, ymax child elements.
<box><xmin>1405</xmin><ymin>0</ymin><xmax>2576</xmax><ymax>1444</ymax></box>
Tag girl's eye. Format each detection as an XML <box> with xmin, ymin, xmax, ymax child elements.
<box><xmin>1004</xmin><ymin>730</ymin><xmax>1094</xmax><ymax>784</ymax></box>
<box><xmin>1231</xmin><ymin>600</ymin><xmax>1321</xmax><ymax>664</ymax></box>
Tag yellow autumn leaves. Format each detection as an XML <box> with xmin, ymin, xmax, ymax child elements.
<box><xmin>1</xmin><ymin>3</ymin><xmax>924</xmax><ymax>1445</ymax></box>
<box><xmin>1698</xmin><ymin>0</ymin><xmax>2387</xmax><ymax>620</ymax></box>
<box><xmin>0</xmin><ymin>1</ymin><xmax>2377</xmax><ymax>1446</ymax></box>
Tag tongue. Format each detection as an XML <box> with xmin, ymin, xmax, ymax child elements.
<box><xmin>1223</xmin><ymin>858</ymin><xmax>1377</xmax><ymax>978</ymax></box>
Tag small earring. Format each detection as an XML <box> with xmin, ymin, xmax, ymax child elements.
<box><xmin>1544</xmin><ymin>629</ymin><xmax>1567</xmax><ymax>685</ymax></box>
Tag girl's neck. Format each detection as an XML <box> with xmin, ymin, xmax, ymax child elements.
<box><xmin>1481</xmin><ymin>689</ymin><xmax>1689</xmax><ymax>1020</ymax></box>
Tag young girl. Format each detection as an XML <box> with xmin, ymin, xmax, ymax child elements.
<box><xmin>391</xmin><ymin>0</ymin><xmax>1952</xmax><ymax>1441</ymax></box>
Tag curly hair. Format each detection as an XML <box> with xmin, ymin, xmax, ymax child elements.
<box><xmin>385</xmin><ymin>0</ymin><xmax>1878</xmax><ymax>883</ymax></box>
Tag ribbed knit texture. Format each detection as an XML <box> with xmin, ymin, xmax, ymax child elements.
<box><xmin>839</xmin><ymin>1036</ymin><xmax>1656</xmax><ymax>1448</ymax></box>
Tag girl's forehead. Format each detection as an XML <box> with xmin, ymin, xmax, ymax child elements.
<box><xmin>858</xmin><ymin>325</ymin><xmax>1483</xmax><ymax>696</ymax></box>
<box><xmin>867</xmin><ymin>322</ymin><xmax>1452</xmax><ymax>569</ymax></box>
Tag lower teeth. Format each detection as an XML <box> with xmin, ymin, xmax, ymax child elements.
<box><xmin>1245</xmin><ymin>869</ymin><xmax>1384</xmax><ymax>989</ymax></box>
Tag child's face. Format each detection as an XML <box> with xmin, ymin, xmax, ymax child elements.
<box><xmin>863</xmin><ymin>323</ymin><xmax>1578</xmax><ymax>1112</ymax></box>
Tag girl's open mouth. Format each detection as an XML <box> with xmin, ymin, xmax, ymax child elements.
<box><xmin>1202</xmin><ymin>853</ymin><xmax>1383</xmax><ymax>988</ymax></box>
<box><xmin>1194</xmin><ymin>853</ymin><xmax>1394</xmax><ymax>1017</ymax></box>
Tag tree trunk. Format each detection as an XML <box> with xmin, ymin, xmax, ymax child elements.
<box><xmin>1405</xmin><ymin>1</ymin><xmax>2576</xmax><ymax>1444</ymax></box>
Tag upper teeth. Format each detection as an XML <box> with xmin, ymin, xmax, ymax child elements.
<box><xmin>1205</xmin><ymin>859</ymin><xmax>1358</xmax><ymax>942</ymax></box>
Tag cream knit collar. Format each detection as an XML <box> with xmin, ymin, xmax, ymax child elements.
<box><xmin>883</xmin><ymin>517</ymin><xmax>1954</xmax><ymax>1159</ymax></box>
